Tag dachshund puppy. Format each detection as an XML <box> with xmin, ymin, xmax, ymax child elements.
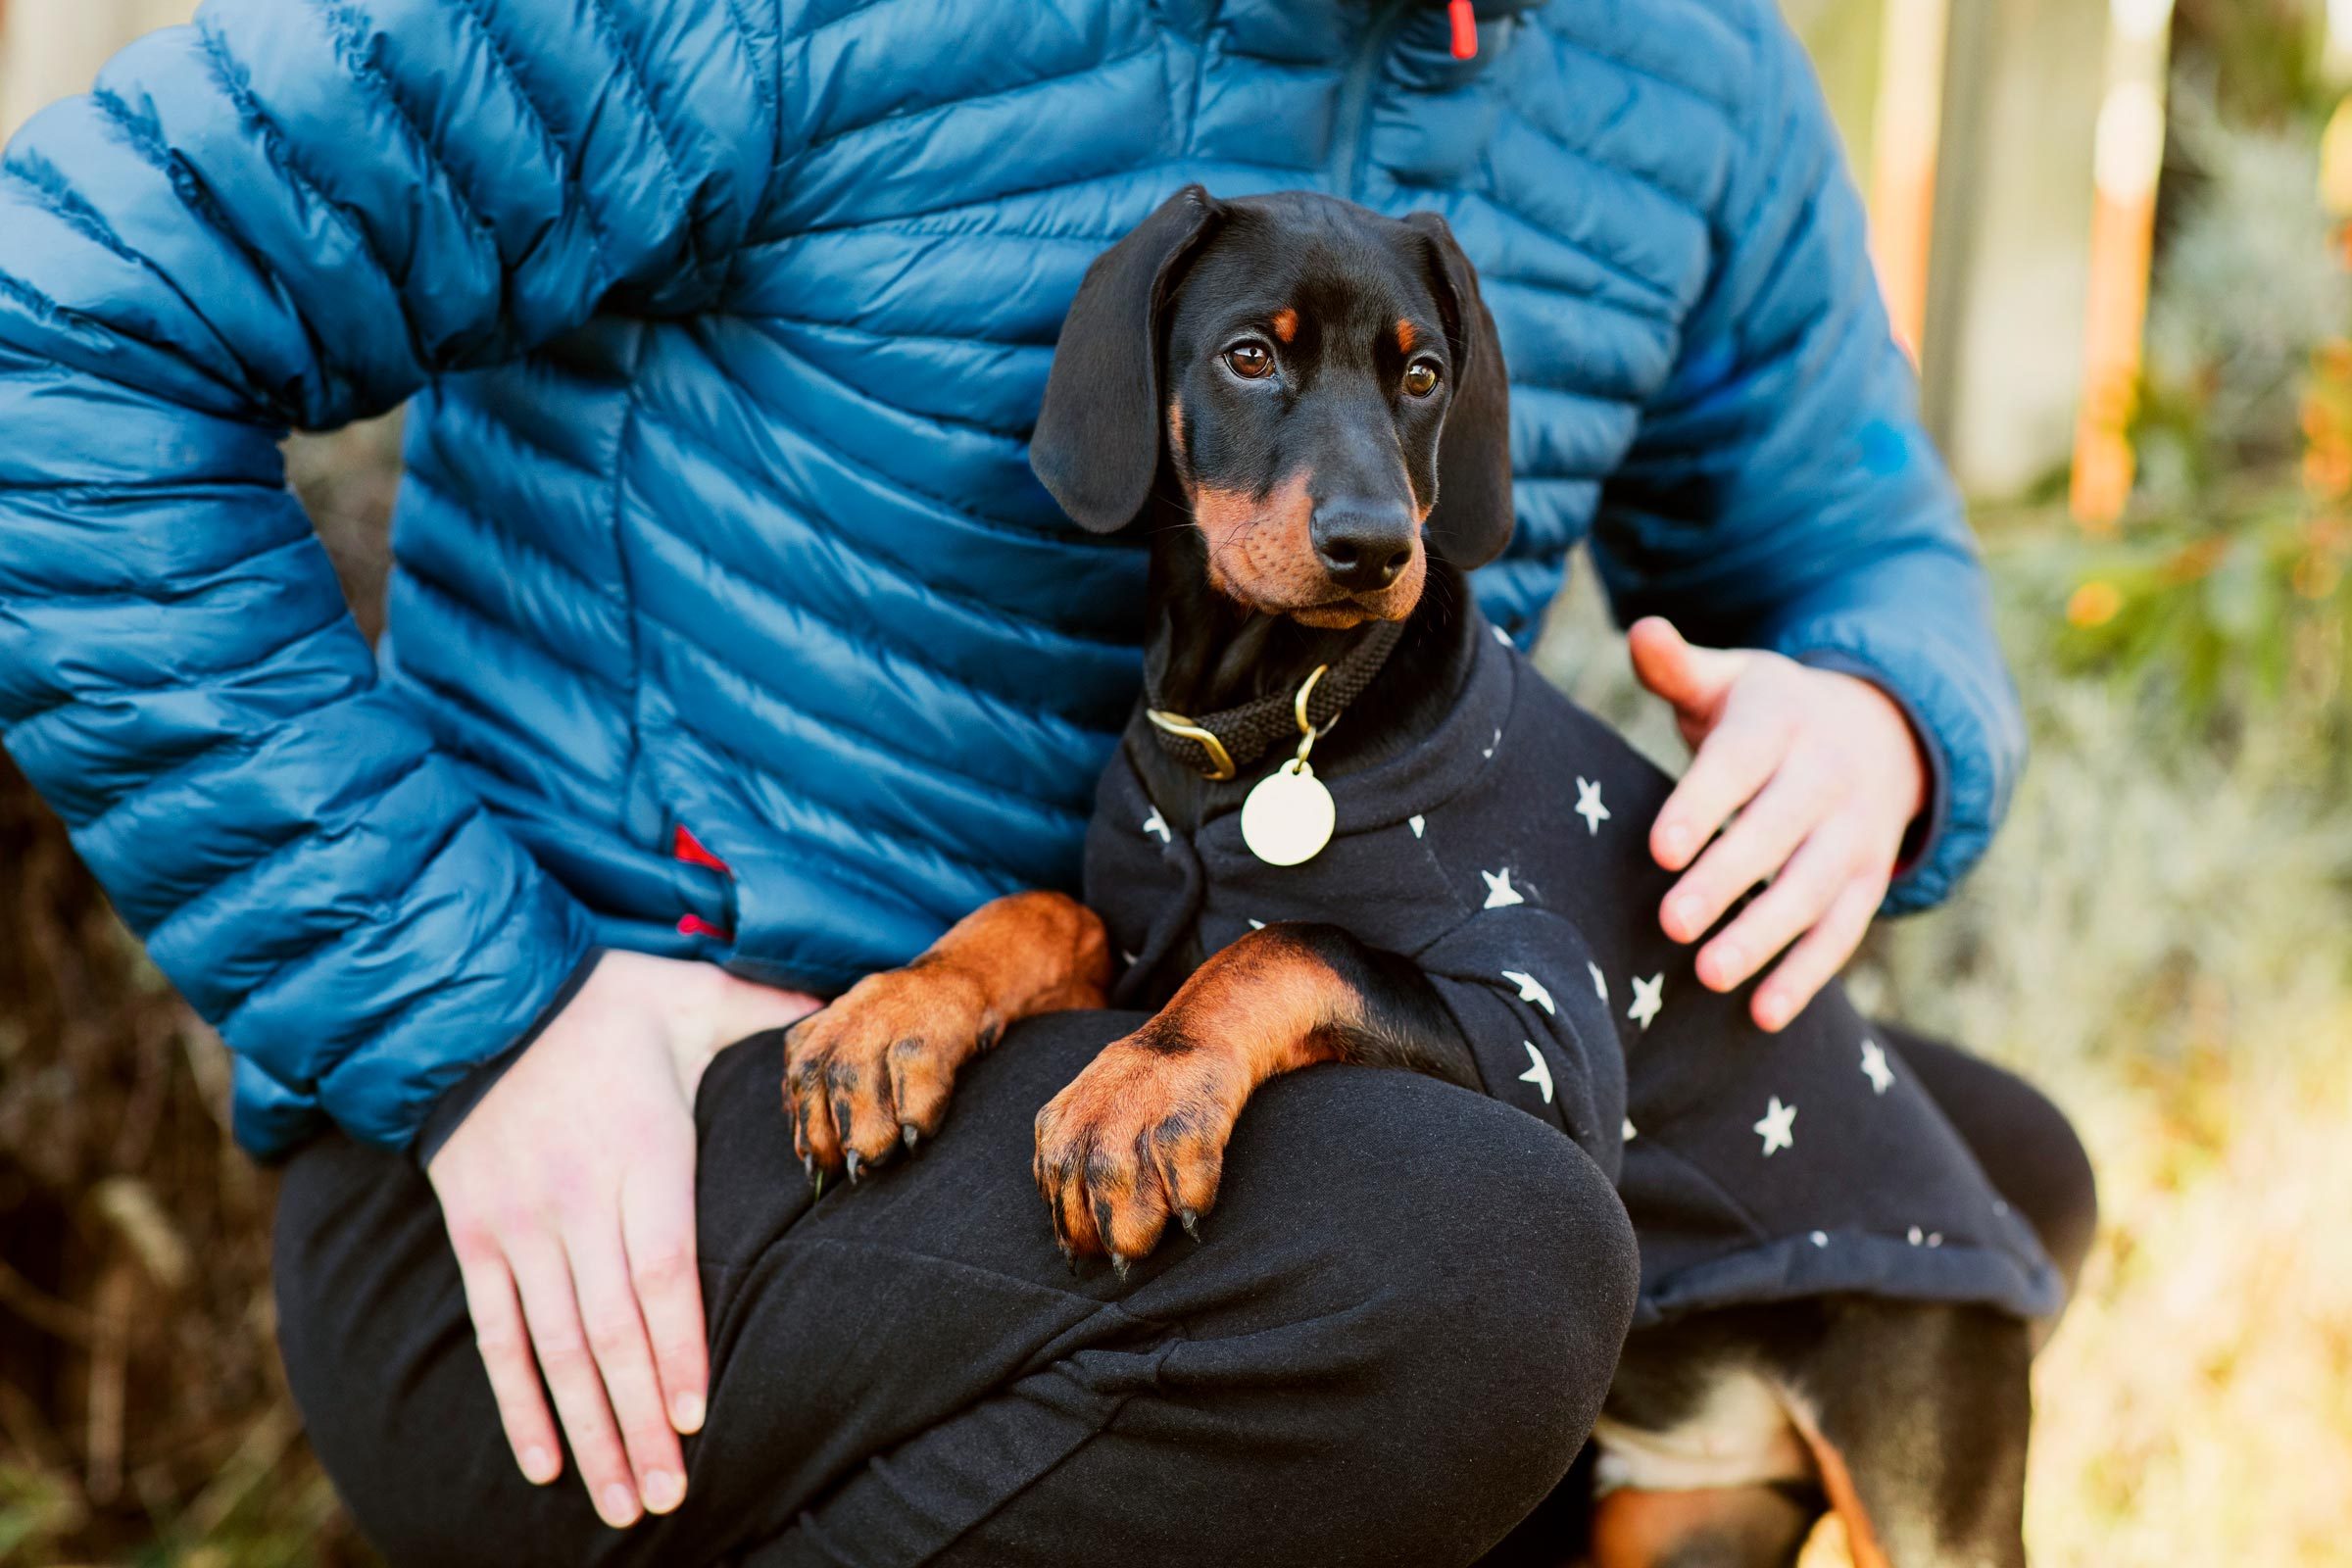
<box><xmin>784</xmin><ymin>188</ymin><xmax>2062</xmax><ymax>1567</ymax></box>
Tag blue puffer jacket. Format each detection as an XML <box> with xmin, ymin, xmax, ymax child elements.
<box><xmin>0</xmin><ymin>0</ymin><xmax>2022</xmax><ymax>1157</ymax></box>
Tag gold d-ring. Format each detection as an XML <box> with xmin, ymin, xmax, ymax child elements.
<box><xmin>1293</xmin><ymin>664</ymin><xmax>1330</xmax><ymax>738</ymax></box>
<box><xmin>1146</xmin><ymin>710</ymin><xmax>1238</xmax><ymax>781</ymax></box>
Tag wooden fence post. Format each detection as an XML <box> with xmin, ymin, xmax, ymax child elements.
<box><xmin>2068</xmin><ymin>0</ymin><xmax>2175</xmax><ymax>528</ymax></box>
<box><xmin>0</xmin><ymin>0</ymin><xmax>196</xmax><ymax>143</ymax></box>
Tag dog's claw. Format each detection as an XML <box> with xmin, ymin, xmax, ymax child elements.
<box><xmin>802</xmin><ymin>1151</ymin><xmax>815</xmax><ymax>1185</ymax></box>
<box><xmin>1179</xmin><ymin>1208</ymin><xmax>1202</xmax><ymax>1243</ymax></box>
<box><xmin>1058</xmin><ymin>1242</ymin><xmax>1078</xmax><ymax>1276</ymax></box>
<box><xmin>1110</xmin><ymin>1252</ymin><xmax>1132</xmax><ymax>1282</ymax></box>
<box><xmin>902</xmin><ymin>1123</ymin><xmax>921</xmax><ymax>1152</ymax></box>
<box><xmin>812</xmin><ymin>1169</ymin><xmax>826</xmax><ymax>1200</ymax></box>
<box><xmin>845</xmin><ymin>1150</ymin><xmax>862</xmax><ymax>1184</ymax></box>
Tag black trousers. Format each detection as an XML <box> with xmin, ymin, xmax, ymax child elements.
<box><xmin>274</xmin><ymin>1013</ymin><xmax>2094</xmax><ymax>1568</ymax></box>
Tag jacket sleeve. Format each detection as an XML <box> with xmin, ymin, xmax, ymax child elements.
<box><xmin>0</xmin><ymin>0</ymin><xmax>780</xmax><ymax>1152</ymax></box>
<box><xmin>1589</xmin><ymin>3</ymin><xmax>2025</xmax><ymax>913</ymax></box>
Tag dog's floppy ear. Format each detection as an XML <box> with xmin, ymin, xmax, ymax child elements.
<box><xmin>1405</xmin><ymin>211</ymin><xmax>1514</xmax><ymax>569</ymax></box>
<box><xmin>1031</xmin><ymin>185</ymin><xmax>1224</xmax><ymax>532</ymax></box>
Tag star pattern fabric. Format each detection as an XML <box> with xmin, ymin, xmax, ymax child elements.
<box><xmin>1084</xmin><ymin>610</ymin><xmax>2062</xmax><ymax>1329</ymax></box>
<box><xmin>1861</xmin><ymin>1037</ymin><xmax>1895</xmax><ymax>1095</ymax></box>
<box><xmin>1519</xmin><ymin>1042</ymin><xmax>1555</xmax><ymax>1104</ymax></box>
<box><xmin>1575</xmin><ymin>777</ymin><xmax>1610</xmax><ymax>835</ymax></box>
<box><xmin>1628</xmin><ymin>973</ymin><xmax>1664</xmax><ymax>1031</ymax></box>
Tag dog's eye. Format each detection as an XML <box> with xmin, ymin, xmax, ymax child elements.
<box><xmin>1225</xmin><ymin>342</ymin><xmax>1275</xmax><ymax>380</ymax></box>
<box><xmin>1403</xmin><ymin>359</ymin><xmax>1443</xmax><ymax>398</ymax></box>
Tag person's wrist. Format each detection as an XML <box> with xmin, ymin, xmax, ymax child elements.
<box><xmin>646</xmin><ymin>955</ymin><xmax>824</xmax><ymax>1095</ymax></box>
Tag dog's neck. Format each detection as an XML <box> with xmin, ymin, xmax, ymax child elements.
<box><xmin>1133</xmin><ymin>496</ymin><xmax>1479</xmax><ymax>828</ymax></box>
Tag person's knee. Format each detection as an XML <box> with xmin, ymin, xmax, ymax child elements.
<box><xmin>1372</xmin><ymin>1087</ymin><xmax>1639</xmax><ymax>1461</ymax></box>
<box><xmin>1885</xmin><ymin>1026</ymin><xmax>2102</xmax><ymax>1302</ymax></box>
<box><xmin>1241</xmin><ymin>1068</ymin><xmax>1640</xmax><ymax>1549</ymax></box>
<box><xmin>2031</xmin><ymin>1109</ymin><xmax>2100</xmax><ymax>1302</ymax></box>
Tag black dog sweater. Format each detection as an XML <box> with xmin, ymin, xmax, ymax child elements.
<box><xmin>1086</xmin><ymin>612</ymin><xmax>2061</xmax><ymax>1328</ymax></box>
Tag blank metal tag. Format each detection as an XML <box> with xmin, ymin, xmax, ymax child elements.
<box><xmin>1241</xmin><ymin>760</ymin><xmax>1336</xmax><ymax>866</ymax></box>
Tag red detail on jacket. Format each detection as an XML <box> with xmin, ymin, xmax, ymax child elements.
<box><xmin>672</xmin><ymin>824</ymin><xmax>733</xmax><ymax>940</ymax></box>
<box><xmin>1447</xmin><ymin>0</ymin><xmax>1478</xmax><ymax>60</ymax></box>
<box><xmin>673</xmin><ymin>823</ymin><xmax>731</xmax><ymax>873</ymax></box>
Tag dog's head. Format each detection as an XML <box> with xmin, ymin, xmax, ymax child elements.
<box><xmin>1031</xmin><ymin>187</ymin><xmax>1512</xmax><ymax>628</ymax></box>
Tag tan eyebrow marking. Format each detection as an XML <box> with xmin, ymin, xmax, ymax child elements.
<box><xmin>1270</xmin><ymin>308</ymin><xmax>1298</xmax><ymax>344</ymax></box>
<box><xmin>1396</xmin><ymin>318</ymin><xmax>1418</xmax><ymax>354</ymax></box>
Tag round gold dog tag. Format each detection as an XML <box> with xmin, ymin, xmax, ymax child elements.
<box><xmin>1241</xmin><ymin>760</ymin><xmax>1336</xmax><ymax>866</ymax></box>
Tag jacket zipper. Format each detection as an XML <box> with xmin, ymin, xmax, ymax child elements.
<box><xmin>1331</xmin><ymin>0</ymin><xmax>1413</xmax><ymax>201</ymax></box>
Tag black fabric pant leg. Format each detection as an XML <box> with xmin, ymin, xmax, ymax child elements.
<box><xmin>1872</xmin><ymin>1022</ymin><xmax>2100</xmax><ymax>1300</ymax></box>
<box><xmin>274</xmin><ymin>1010</ymin><xmax>1640</xmax><ymax>1568</ymax></box>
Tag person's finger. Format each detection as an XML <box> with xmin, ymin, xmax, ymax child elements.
<box><xmin>1696</xmin><ymin>824</ymin><xmax>1860</xmax><ymax>992</ymax></box>
<box><xmin>619</xmin><ymin>1152</ymin><xmax>709</xmax><ymax>1443</ymax></box>
<box><xmin>564</xmin><ymin>1217</ymin><xmax>688</xmax><ymax>1516</ymax></box>
<box><xmin>451</xmin><ymin>1241</ymin><xmax>563</xmax><ymax>1487</ymax></box>
<box><xmin>1649</xmin><ymin>692</ymin><xmax>1798</xmax><ymax>881</ymax></box>
<box><xmin>509</xmin><ymin>1236</ymin><xmax>641</xmax><ymax>1529</ymax></box>
<box><xmin>1753</xmin><ymin>873</ymin><xmax>1885</xmax><ymax>1031</ymax></box>
<box><xmin>1663</xmin><ymin>761</ymin><xmax>1831</xmax><ymax>946</ymax></box>
<box><xmin>1650</xmin><ymin>705</ymin><xmax>1793</xmax><ymax>876</ymax></box>
<box><xmin>1628</xmin><ymin>617</ymin><xmax>1747</xmax><ymax>722</ymax></box>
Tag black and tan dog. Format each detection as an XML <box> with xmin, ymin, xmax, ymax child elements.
<box><xmin>782</xmin><ymin>188</ymin><xmax>2066</xmax><ymax>1567</ymax></box>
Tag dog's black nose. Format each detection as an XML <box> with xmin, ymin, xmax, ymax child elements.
<box><xmin>1311</xmin><ymin>502</ymin><xmax>1417</xmax><ymax>593</ymax></box>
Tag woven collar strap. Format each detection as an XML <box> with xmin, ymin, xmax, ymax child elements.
<box><xmin>1145</xmin><ymin>619</ymin><xmax>1406</xmax><ymax>782</ymax></box>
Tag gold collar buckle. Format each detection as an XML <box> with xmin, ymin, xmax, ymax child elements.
<box><xmin>1145</xmin><ymin>709</ymin><xmax>1238</xmax><ymax>781</ymax></box>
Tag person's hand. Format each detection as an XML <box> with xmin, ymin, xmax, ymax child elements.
<box><xmin>1628</xmin><ymin>616</ymin><xmax>1930</xmax><ymax>1032</ymax></box>
<box><xmin>426</xmin><ymin>951</ymin><xmax>819</xmax><ymax>1527</ymax></box>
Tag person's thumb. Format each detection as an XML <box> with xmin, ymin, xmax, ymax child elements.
<box><xmin>1628</xmin><ymin>616</ymin><xmax>1745</xmax><ymax>720</ymax></box>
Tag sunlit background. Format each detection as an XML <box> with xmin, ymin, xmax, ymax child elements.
<box><xmin>2</xmin><ymin>2</ymin><xmax>2349</xmax><ymax>1564</ymax></box>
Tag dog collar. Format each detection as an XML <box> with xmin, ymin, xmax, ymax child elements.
<box><xmin>1144</xmin><ymin>619</ymin><xmax>1406</xmax><ymax>783</ymax></box>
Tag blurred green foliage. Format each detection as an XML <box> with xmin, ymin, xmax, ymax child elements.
<box><xmin>2013</xmin><ymin>0</ymin><xmax>2352</xmax><ymax>774</ymax></box>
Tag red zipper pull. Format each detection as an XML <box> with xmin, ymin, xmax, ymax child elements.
<box><xmin>1447</xmin><ymin>0</ymin><xmax>1478</xmax><ymax>60</ymax></box>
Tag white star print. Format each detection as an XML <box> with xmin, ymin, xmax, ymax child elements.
<box><xmin>1248</xmin><ymin>919</ymin><xmax>1266</xmax><ymax>930</ymax></box>
<box><xmin>1753</xmin><ymin>1096</ymin><xmax>1796</xmax><ymax>1156</ymax></box>
<box><xmin>1518</xmin><ymin>1042</ymin><xmax>1553</xmax><ymax>1104</ymax></box>
<box><xmin>1408</xmin><ymin>813</ymin><xmax>1426</xmax><ymax>839</ymax></box>
<box><xmin>1588</xmin><ymin>961</ymin><xmax>1608</xmax><ymax>1003</ymax></box>
<box><xmin>1907</xmin><ymin>1226</ymin><xmax>1925</xmax><ymax>1246</ymax></box>
<box><xmin>1574</xmin><ymin>777</ymin><xmax>1610</xmax><ymax>836</ymax></box>
<box><xmin>1859</xmin><ymin>1037</ymin><xmax>1894</xmax><ymax>1095</ymax></box>
<box><xmin>1623</xmin><ymin>1117</ymin><xmax>1639</xmax><ymax>1141</ymax></box>
<box><xmin>1142</xmin><ymin>807</ymin><xmax>1170</xmax><ymax>844</ymax></box>
<box><xmin>1483</xmin><ymin>726</ymin><xmax>1500</xmax><ymax>760</ymax></box>
<box><xmin>1494</xmin><ymin>624</ymin><xmax>1514</xmax><ymax>647</ymax></box>
<box><xmin>1481</xmin><ymin>868</ymin><xmax>1524</xmax><ymax>908</ymax></box>
<box><xmin>1501</xmin><ymin>969</ymin><xmax>1556</xmax><ymax>1015</ymax></box>
<box><xmin>1627</xmin><ymin>972</ymin><xmax>1664</xmax><ymax>1031</ymax></box>
<box><xmin>1119</xmin><ymin>949</ymin><xmax>1138</xmax><ymax>966</ymax></box>
<box><xmin>1810</xmin><ymin>1231</ymin><xmax>1830</xmax><ymax>1248</ymax></box>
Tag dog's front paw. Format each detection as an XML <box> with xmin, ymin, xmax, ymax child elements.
<box><xmin>1033</xmin><ymin>1034</ymin><xmax>1249</xmax><ymax>1274</ymax></box>
<box><xmin>784</xmin><ymin>961</ymin><xmax>997</xmax><ymax>1184</ymax></box>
